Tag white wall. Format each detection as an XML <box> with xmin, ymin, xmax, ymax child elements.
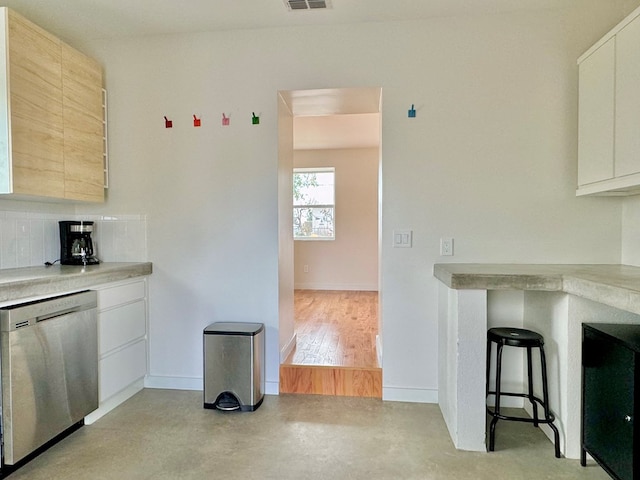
<box><xmin>74</xmin><ymin>1</ymin><xmax>637</xmax><ymax>400</ymax></box>
<box><xmin>294</xmin><ymin>147</ymin><xmax>378</xmax><ymax>291</ymax></box>
<box><xmin>277</xmin><ymin>93</ymin><xmax>295</xmax><ymax>364</ymax></box>
<box><xmin>622</xmin><ymin>195</ymin><xmax>640</xmax><ymax>265</ymax></box>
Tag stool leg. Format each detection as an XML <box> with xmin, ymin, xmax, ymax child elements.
<box><xmin>539</xmin><ymin>344</ymin><xmax>561</xmax><ymax>458</ymax></box>
<box><xmin>489</xmin><ymin>342</ymin><xmax>503</xmax><ymax>452</ymax></box>
<box><xmin>526</xmin><ymin>346</ymin><xmax>539</xmax><ymax>427</ymax></box>
<box><xmin>486</xmin><ymin>338</ymin><xmax>492</xmax><ymax>397</ymax></box>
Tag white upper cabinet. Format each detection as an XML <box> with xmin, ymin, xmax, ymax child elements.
<box><xmin>614</xmin><ymin>17</ymin><xmax>640</xmax><ymax>178</ymax></box>
<box><xmin>577</xmin><ymin>6</ymin><xmax>640</xmax><ymax>196</ymax></box>
<box><xmin>578</xmin><ymin>38</ymin><xmax>615</xmax><ymax>187</ymax></box>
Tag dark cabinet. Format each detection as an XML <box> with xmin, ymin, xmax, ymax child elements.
<box><xmin>582</xmin><ymin>323</ymin><xmax>640</xmax><ymax>480</ymax></box>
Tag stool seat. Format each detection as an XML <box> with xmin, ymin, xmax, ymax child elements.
<box><xmin>486</xmin><ymin>326</ymin><xmax>561</xmax><ymax>458</ymax></box>
<box><xmin>488</xmin><ymin>327</ymin><xmax>544</xmax><ymax>348</ymax></box>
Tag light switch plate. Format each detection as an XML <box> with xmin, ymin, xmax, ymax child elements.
<box><xmin>393</xmin><ymin>230</ymin><xmax>412</xmax><ymax>248</ymax></box>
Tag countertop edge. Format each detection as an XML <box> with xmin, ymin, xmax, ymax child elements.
<box><xmin>0</xmin><ymin>262</ymin><xmax>152</xmax><ymax>304</ymax></box>
<box><xmin>434</xmin><ymin>263</ymin><xmax>640</xmax><ymax>315</ymax></box>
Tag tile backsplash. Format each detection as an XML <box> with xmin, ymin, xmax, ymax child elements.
<box><xmin>0</xmin><ymin>210</ymin><xmax>147</xmax><ymax>269</ymax></box>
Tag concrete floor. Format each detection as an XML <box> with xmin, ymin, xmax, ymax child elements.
<box><xmin>7</xmin><ymin>389</ymin><xmax>609</xmax><ymax>480</ymax></box>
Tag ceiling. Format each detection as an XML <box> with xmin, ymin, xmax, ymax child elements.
<box><xmin>1</xmin><ymin>0</ymin><xmax>579</xmax><ymax>44</ymax></box>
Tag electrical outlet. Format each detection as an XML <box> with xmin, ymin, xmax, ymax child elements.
<box><xmin>303</xmin><ymin>265</ymin><xmax>309</xmax><ymax>273</ymax></box>
<box><xmin>440</xmin><ymin>237</ymin><xmax>454</xmax><ymax>256</ymax></box>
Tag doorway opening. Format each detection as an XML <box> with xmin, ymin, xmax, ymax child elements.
<box><xmin>277</xmin><ymin>87</ymin><xmax>382</xmax><ymax>398</ymax></box>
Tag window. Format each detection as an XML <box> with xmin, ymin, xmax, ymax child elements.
<box><xmin>293</xmin><ymin>167</ymin><xmax>335</xmax><ymax>240</ymax></box>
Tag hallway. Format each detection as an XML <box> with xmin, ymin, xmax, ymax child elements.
<box><xmin>279</xmin><ymin>290</ymin><xmax>381</xmax><ymax>397</ymax></box>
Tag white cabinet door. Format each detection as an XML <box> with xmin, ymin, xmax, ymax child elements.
<box><xmin>615</xmin><ymin>17</ymin><xmax>640</xmax><ymax>178</ymax></box>
<box><xmin>578</xmin><ymin>37</ymin><xmax>615</xmax><ymax>186</ymax></box>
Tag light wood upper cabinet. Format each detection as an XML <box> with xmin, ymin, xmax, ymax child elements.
<box><xmin>62</xmin><ymin>43</ymin><xmax>104</xmax><ymax>202</ymax></box>
<box><xmin>0</xmin><ymin>8</ymin><xmax>104</xmax><ymax>202</ymax></box>
<box><xmin>7</xmin><ymin>8</ymin><xmax>65</xmax><ymax>198</ymax></box>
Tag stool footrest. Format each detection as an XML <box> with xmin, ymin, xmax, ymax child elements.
<box><xmin>487</xmin><ymin>409</ymin><xmax>556</xmax><ymax>424</ymax></box>
<box><xmin>487</xmin><ymin>391</ymin><xmax>555</xmax><ymax>422</ymax></box>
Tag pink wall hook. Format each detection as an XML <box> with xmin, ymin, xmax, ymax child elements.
<box><xmin>222</xmin><ymin>113</ymin><xmax>230</xmax><ymax>126</ymax></box>
<box><xmin>164</xmin><ymin>116</ymin><xmax>173</xmax><ymax>128</ymax></box>
<box><xmin>193</xmin><ymin>115</ymin><xmax>201</xmax><ymax>127</ymax></box>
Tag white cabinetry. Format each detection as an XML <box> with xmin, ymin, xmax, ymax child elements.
<box><xmin>85</xmin><ymin>278</ymin><xmax>148</xmax><ymax>424</ymax></box>
<box><xmin>614</xmin><ymin>17</ymin><xmax>640</xmax><ymax>178</ymax></box>
<box><xmin>577</xmin><ymin>39</ymin><xmax>614</xmax><ymax>187</ymax></box>
<box><xmin>577</xmin><ymin>7</ymin><xmax>640</xmax><ymax>196</ymax></box>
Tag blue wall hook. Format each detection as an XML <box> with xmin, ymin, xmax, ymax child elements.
<box><xmin>408</xmin><ymin>104</ymin><xmax>416</xmax><ymax>118</ymax></box>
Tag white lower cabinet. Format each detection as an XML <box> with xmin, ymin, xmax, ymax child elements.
<box><xmin>85</xmin><ymin>277</ymin><xmax>148</xmax><ymax>424</ymax></box>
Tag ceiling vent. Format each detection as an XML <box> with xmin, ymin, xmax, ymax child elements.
<box><xmin>284</xmin><ymin>0</ymin><xmax>331</xmax><ymax>11</ymax></box>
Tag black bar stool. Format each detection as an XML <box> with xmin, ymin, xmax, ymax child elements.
<box><xmin>486</xmin><ymin>327</ymin><xmax>561</xmax><ymax>458</ymax></box>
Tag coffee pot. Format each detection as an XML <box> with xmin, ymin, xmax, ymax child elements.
<box><xmin>59</xmin><ymin>221</ymin><xmax>100</xmax><ymax>265</ymax></box>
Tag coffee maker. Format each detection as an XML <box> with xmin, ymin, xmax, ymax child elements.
<box><xmin>59</xmin><ymin>221</ymin><xmax>100</xmax><ymax>265</ymax></box>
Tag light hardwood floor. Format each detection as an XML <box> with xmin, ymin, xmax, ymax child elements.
<box><xmin>279</xmin><ymin>290</ymin><xmax>382</xmax><ymax>398</ymax></box>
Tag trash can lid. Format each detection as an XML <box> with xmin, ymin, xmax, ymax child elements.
<box><xmin>204</xmin><ymin>322</ymin><xmax>264</xmax><ymax>336</ymax></box>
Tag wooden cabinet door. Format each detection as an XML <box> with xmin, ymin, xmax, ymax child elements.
<box><xmin>8</xmin><ymin>9</ymin><xmax>64</xmax><ymax>198</ymax></box>
<box><xmin>61</xmin><ymin>43</ymin><xmax>104</xmax><ymax>202</ymax></box>
<box><xmin>615</xmin><ymin>16</ymin><xmax>640</xmax><ymax>178</ymax></box>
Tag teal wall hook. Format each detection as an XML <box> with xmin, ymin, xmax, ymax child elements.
<box><xmin>408</xmin><ymin>104</ymin><xmax>416</xmax><ymax>118</ymax></box>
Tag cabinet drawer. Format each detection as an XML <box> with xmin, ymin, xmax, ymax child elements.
<box><xmin>98</xmin><ymin>280</ymin><xmax>145</xmax><ymax>310</ymax></box>
<box><xmin>100</xmin><ymin>339</ymin><xmax>146</xmax><ymax>402</ymax></box>
<box><xmin>99</xmin><ymin>300</ymin><xmax>146</xmax><ymax>354</ymax></box>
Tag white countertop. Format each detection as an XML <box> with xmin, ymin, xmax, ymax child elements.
<box><xmin>0</xmin><ymin>262</ymin><xmax>152</xmax><ymax>303</ymax></box>
<box><xmin>434</xmin><ymin>263</ymin><xmax>640</xmax><ymax>316</ymax></box>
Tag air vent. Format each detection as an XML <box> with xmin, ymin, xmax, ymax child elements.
<box><xmin>284</xmin><ymin>0</ymin><xmax>331</xmax><ymax>11</ymax></box>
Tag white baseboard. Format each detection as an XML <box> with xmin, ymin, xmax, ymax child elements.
<box><xmin>280</xmin><ymin>333</ymin><xmax>297</xmax><ymax>362</ymax></box>
<box><xmin>85</xmin><ymin>378</ymin><xmax>145</xmax><ymax>425</ymax></box>
<box><xmin>145</xmin><ymin>375</ymin><xmax>202</xmax><ymax>390</ymax></box>
<box><xmin>383</xmin><ymin>386</ymin><xmax>438</xmax><ymax>404</ymax></box>
<box><xmin>294</xmin><ymin>282</ymin><xmax>378</xmax><ymax>291</ymax></box>
<box><xmin>145</xmin><ymin>375</ymin><xmax>280</xmax><ymax>396</ymax></box>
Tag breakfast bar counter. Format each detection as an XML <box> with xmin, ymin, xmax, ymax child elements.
<box><xmin>434</xmin><ymin>263</ymin><xmax>640</xmax><ymax>458</ymax></box>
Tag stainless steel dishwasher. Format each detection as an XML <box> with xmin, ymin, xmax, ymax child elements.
<box><xmin>0</xmin><ymin>290</ymin><xmax>98</xmax><ymax>466</ymax></box>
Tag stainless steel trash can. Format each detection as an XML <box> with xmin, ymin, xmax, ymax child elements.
<box><xmin>203</xmin><ymin>322</ymin><xmax>265</xmax><ymax>411</ymax></box>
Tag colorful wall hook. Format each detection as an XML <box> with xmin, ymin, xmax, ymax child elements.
<box><xmin>193</xmin><ymin>115</ymin><xmax>201</xmax><ymax>127</ymax></box>
<box><xmin>222</xmin><ymin>113</ymin><xmax>230</xmax><ymax>126</ymax></box>
<box><xmin>408</xmin><ymin>105</ymin><xmax>416</xmax><ymax>118</ymax></box>
<box><xmin>252</xmin><ymin>112</ymin><xmax>260</xmax><ymax>125</ymax></box>
<box><xmin>164</xmin><ymin>116</ymin><xmax>173</xmax><ymax>128</ymax></box>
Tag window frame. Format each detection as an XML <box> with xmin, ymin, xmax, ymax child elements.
<box><xmin>293</xmin><ymin>167</ymin><xmax>335</xmax><ymax>241</ymax></box>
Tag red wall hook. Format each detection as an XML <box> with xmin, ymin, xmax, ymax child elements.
<box><xmin>164</xmin><ymin>116</ymin><xmax>173</xmax><ymax>128</ymax></box>
<box><xmin>193</xmin><ymin>115</ymin><xmax>201</xmax><ymax>127</ymax></box>
<box><xmin>222</xmin><ymin>113</ymin><xmax>230</xmax><ymax>126</ymax></box>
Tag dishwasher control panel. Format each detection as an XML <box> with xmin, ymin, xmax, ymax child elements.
<box><xmin>0</xmin><ymin>290</ymin><xmax>97</xmax><ymax>331</ymax></box>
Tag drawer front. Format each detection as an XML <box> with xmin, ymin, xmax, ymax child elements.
<box><xmin>99</xmin><ymin>300</ymin><xmax>146</xmax><ymax>355</ymax></box>
<box><xmin>98</xmin><ymin>280</ymin><xmax>146</xmax><ymax>310</ymax></box>
<box><xmin>100</xmin><ymin>339</ymin><xmax>146</xmax><ymax>402</ymax></box>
